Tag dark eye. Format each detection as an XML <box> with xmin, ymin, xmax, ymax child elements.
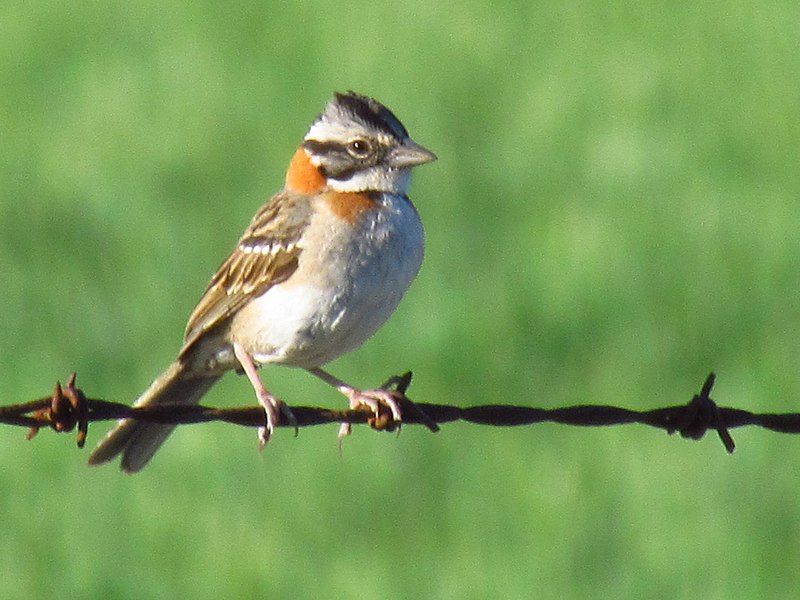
<box><xmin>347</xmin><ymin>138</ymin><xmax>371</xmax><ymax>158</ymax></box>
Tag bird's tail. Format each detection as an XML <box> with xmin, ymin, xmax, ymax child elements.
<box><xmin>88</xmin><ymin>361</ymin><xmax>221</xmax><ymax>473</ymax></box>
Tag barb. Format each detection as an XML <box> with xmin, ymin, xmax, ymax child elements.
<box><xmin>4</xmin><ymin>372</ymin><xmax>800</xmax><ymax>456</ymax></box>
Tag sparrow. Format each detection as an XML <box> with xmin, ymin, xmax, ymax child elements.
<box><xmin>88</xmin><ymin>91</ymin><xmax>436</xmax><ymax>472</ymax></box>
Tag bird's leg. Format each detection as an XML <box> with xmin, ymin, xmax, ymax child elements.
<box><xmin>234</xmin><ymin>343</ymin><xmax>296</xmax><ymax>450</ymax></box>
<box><xmin>306</xmin><ymin>367</ymin><xmax>403</xmax><ymax>439</ymax></box>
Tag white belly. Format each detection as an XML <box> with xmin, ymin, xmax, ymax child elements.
<box><xmin>230</xmin><ymin>193</ymin><xmax>424</xmax><ymax>368</ymax></box>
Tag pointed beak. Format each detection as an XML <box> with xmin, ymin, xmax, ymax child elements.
<box><xmin>389</xmin><ymin>139</ymin><xmax>438</xmax><ymax>169</ymax></box>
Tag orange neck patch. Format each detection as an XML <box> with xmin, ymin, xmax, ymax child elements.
<box><xmin>323</xmin><ymin>191</ymin><xmax>378</xmax><ymax>224</ymax></box>
<box><xmin>285</xmin><ymin>147</ymin><xmax>326</xmax><ymax>194</ymax></box>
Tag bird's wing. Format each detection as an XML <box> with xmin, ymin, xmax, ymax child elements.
<box><xmin>179</xmin><ymin>191</ymin><xmax>312</xmax><ymax>357</ymax></box>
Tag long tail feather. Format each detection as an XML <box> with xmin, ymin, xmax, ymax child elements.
<box><xmin>88</xmin><ymin>361</ymin><xmax>220</xmax><ymax>473</ymax></box>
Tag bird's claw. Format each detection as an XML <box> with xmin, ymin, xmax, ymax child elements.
<box><xmin>256</xmin><ymin>393</ymin><xmax>296</xmax><ymax>451</ymax></box>
<box><xmin>342</xmin><ymin>387</ymin><xmax>403</xmax><ymax>439</ymax></box>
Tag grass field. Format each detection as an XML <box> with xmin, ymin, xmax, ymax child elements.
<box><xmin>2</xmin><ymin>2</ymin><xmax>800</xmax><ymax>598</ymax></box>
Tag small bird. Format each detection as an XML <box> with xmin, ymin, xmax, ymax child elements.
<box><xmin>88</xmin><ymin>91</ymin><xmax>436</xmax><ymax>472</ymax></box>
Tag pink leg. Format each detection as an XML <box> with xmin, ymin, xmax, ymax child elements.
<box><xmin>234</xmin><ymin>343</ymin><xmax>295</xmax><ymax>450</ymax></box>
<box><xmin>307</xmin><ymin>368</ymin><xmax>402</xmax><ymax>439</ymax></box>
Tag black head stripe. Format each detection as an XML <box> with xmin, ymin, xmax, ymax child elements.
<box><xmin>303</xmin><ymin>138</ymin><xmax>385</xmax><ymax>181</ymax></box>
<box><xmin>334</xmin><ymin>92</ymin><xmax>409</xmax><ymax>140</ymax></box>
<box><xmin>302</xmin><ymin>140</ymin><xmax>343</xmax><ymax>155</ymax></box>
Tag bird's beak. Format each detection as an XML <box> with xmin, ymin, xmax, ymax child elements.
<box><xmin>389</xmin><ymin>139</ymin><xmax>438</xmax><ymax>168</ymax></box>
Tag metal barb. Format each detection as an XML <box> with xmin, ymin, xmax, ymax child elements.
<box><xmin>25</xmin><ymin>374</ymin><xmax>89</xmax><ymax>448</ymax></box>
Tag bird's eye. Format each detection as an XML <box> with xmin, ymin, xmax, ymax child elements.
<box><xmin>347</xmin><ymin>139</ymin><xmax>371</xmax><ymax>158</ymax></box>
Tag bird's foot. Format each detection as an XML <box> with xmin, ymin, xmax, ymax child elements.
<box><xmin>338</xmin><ymin>387</ymin><xmax>403</xmax><ymax>441</ymax></box>
<box><xmin>255</xmin><ymin>391</ymin><xmax>297</xmax><ymax>450</ymax></box>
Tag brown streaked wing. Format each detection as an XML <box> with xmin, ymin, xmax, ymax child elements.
<box><xmin>179</xmin><ymin>191</ymin><xmax>312</xmax><ymax>357</ymax></box>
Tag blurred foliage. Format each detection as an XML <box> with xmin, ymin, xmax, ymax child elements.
<box><xmin>2</xmin><ymin>1</ymin><xmax>800</xmax><ymax>598</ymax></box>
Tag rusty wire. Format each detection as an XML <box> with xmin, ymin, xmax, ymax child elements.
<box><xmin>4</xmin><ymin>371</ymin><xmax>800</xmax><ymax>456</ymax></box>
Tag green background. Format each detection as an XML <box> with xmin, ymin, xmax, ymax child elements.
<box><xmin>2</xmin><ymin>2</ymin><xmax>799</xmax><ymax>598</ymax></box>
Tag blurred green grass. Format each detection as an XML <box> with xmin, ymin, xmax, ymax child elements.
<box><xmin>2</xmin><ymin>1</ymin><xmax>800</xmax><ymax>598</ymax></box>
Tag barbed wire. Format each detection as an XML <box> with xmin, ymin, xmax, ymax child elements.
<box><xmin>4</xmin><ymin>371</ymin><xmax>800</xmax><ymax>457</ymax></box>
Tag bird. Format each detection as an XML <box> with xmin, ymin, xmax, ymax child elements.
<box><xmin>88</xmin><ymin>91</ymin><xmax>436</xmax><ymax>472</ymax></box>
